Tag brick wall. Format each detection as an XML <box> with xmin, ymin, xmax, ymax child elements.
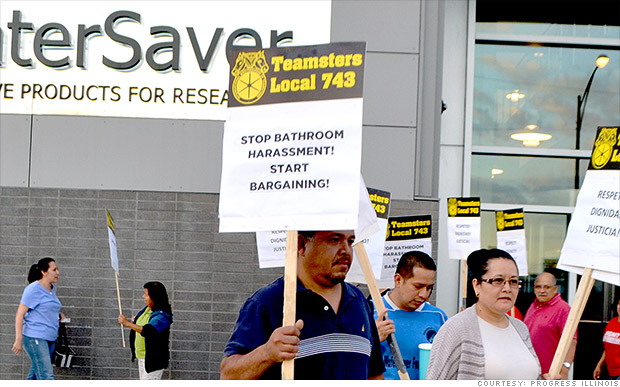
<box><xmin>0</xmin><ymin>187</ymin><xmax>438</xmax><ymax>380</ymax></box>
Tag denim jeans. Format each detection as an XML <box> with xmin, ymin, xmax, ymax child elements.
<box><xmin>22</xmin><ymin>335</ymin><xmax>55</xmax><ymax>380</ymax></box>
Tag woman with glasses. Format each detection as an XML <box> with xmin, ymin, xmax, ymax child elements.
<box><xmin>426</xmin><ymin>249</ymin><xmax>560</xmax><ymax>380</ymax></box>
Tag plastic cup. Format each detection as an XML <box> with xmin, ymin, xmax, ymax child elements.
<box><xmin>418</xmin><ymin>343</ymin><xmax>432</xmax><ymax>380</ymax></box>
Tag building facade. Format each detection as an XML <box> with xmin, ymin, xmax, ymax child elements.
<box><xmin>0</xmin><ymin>0</ymin><xmax>618</xmax><ymax>380</ymax></box>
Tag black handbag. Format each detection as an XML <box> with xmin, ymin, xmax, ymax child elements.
<box><xmin>52</xmin><ymin>322</ymin><xmax>74</xmax><ymax>368</ymax></box>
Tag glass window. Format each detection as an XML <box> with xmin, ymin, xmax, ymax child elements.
<box><xmin>471</xmin><ymin>155</ymin><xmax>590</xmax><ymax>206</ymax></box>
<box><xmin>477</xmin><ymin>22</ymin><xmax>620</xmax><ymax>40</ymax></box>
<box><xmin>473</xmin><ymin>45</ymin><xmax>619</xmax><ymax>150</ymax></box>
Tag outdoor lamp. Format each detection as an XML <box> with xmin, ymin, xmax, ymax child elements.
<box><xmin>574</xmin><ymin>54</ymin><xmax>609</xmax><ymax>188</ymax></box>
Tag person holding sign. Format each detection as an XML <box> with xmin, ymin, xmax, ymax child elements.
<box><xmin>118</xmin><ymin>281</ymin><xmax>173</xmax><ymax>380</ymax></box>
<box><xmin>220</xmin><ymin>230</ymin><xmax>385</xmax><ymax>379</ymax></box>
<box><xmin>524</xmin><ymin>272</ymin><xmax>577</xmax><ymax>379</ymax></box>
<box><xmin>372</xmin><ymin>251</ymin><xmax>447</xmax><ymax>380</ymax></box>
<box><xmin>593</xmin><ymin>297</ymin><xmax>620</xmax><ymax>380</ymax></box>
<box><xmin>426</xmin><ymin>249</ymin><xmax>559</xmax><ymax>380</ymax></box>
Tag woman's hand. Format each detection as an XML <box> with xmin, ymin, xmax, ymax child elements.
<box><xmin>12</xmin><ymin>337</ymin><xmax>22</xmax><ymax>355</ymax></box>
<box><xmin>118</xmin><ymin>314</ymin><xmax>128</xmax><ymax>327</ymax></box>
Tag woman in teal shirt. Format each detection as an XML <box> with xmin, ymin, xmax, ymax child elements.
<box><xmin>119</xmin><ymin>281</ymin><xmax>173</xmax><ymax>379</ymax></box>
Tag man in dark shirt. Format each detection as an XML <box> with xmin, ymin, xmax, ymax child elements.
<box><xmin>220</xmin><ymin>230</ymin><xmax>385</xmax><ymax>380</ymax></box>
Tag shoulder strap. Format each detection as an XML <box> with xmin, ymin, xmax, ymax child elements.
<box><xmin>58</xmin><ymin>322</ymin><xmax>68</xmax><ymax>346</ymax></box>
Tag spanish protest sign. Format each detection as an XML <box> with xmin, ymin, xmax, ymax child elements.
<box><xmin>557</xmin><ymin>126</ymin><xmax>620</xmax><ymax>286</ymax></box>
<box><xmin>495</xmin><ymin>208</ymin><xmax>528</xmax><ymax>276</ymax></box>
<box><xmin>219</xmin><ymin>42</ymin><xmax>366</xmax><ymax>232</ymax></box>
<box><xmin>447</xmin><ymin>197</ymin><xmax>481</xmax><ymax>260</ymax></box>
<box><xmin>548</xmin><ymin>127</ymin><xmax>620</xmax><ymax>375</ymax></box>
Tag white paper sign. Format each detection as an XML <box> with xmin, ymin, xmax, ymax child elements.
<box><xmin>219</xmin><ymin>42</ymin><xmax>366</xmax><ymax>233</ymax></box>
<box><xmin>256</xmin><ymin>175</ymin><xmax>379</xmax><ymax>269</ymax></box>
<box><xmin>374</xmin><ymin>215</ymin><xmax>432</xmax><ymax>288</ymax></box>
<box><xmin>447</xmin><ymin>197</ymin><xmax>481</xmax><ymax>260</ymax></box>
<box><xmin>495</xmin><ymin>209</ymin><xmax>528</xmax><ymax>276</ymax></box>
<box><xmin>497</xmin><ymin>229</ymin><xmax>528</xmax><ymax>276</ymax></box>
<box><xmin>106</xmin><ymin>210</ymin><xmax>119</xmax><ymax>273</ymax></box>
<box><xmin>559</xmin><ymin>170</ymin><xmax>620</xmax><ymax>275</ymax></box>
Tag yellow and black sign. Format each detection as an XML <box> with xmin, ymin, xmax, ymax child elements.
<box><xmin>495</xmin><ymin>208</ymin><xmax>524</xmax><ymax>231</ymax></box>
<box><xmin>228</xmin><ymin>42</ymin><xmax>365</xmax><ymax>107</ymax></box>
<box><xmin>368</xmin><ymin>187</ymin><xmax>390</xmax><ymax>220</ymax></box>
<box><xmin>589</xmin><ymin>126</ymin><xmax>620</xmax><ymax>171</ymax></box>
<box><xmin>447</xmin><ymin>197</ymin><xmax>481</xmax><ymax>217</ymax></box>
<box><xmin>386</xmin><ymin>215</ymin><xmax>431</xmax><ymax>241</ymax></box>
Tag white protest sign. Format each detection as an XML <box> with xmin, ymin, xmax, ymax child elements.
<box><xmin>495</xmin><ymin>209</ymin><xmax>528</xmax><ymax>276</ymax></box>
<box><xmin>447</xmin><ymin>197</ymin><xmax>481</xmax><ymax>260</ymax></box>
<box><xmin>558</xmin><ymin>126</ymin><xmax>620</xmax><ymax>286</ymax></box>
<box><xmin>256</xmin><ymin>175</ymin><xmax>379</xmax><ymax>269</ymax></box>
<box><xmin>106</xmin><ymin>209</ymin><xmax>119</xmax><ymax>273</ymax></box>
<box><xmin>376</xmin><ymin>215</ymin><xmax>432</xmax><ymax>289</ymax></box>
<box><xmin>347</xmin><ymin>187</ymin><xmax>391</xmax><ymax>283</ymax></box>
<box><xmin>219</xmin><ymin>42</ymin><xmax>366</xmax><ymax>232</ymax></box>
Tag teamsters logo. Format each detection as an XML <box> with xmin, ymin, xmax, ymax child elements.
<box><xmin>591</xmin><ymin>127</ymin><xmax>617</xmax><ymax>169</ymax></box>
<box><xmin>231</xmin><ymin>51</ymin><xmax>269</xmax><ymax>105</ymax></box>
<box><xmin>448</xmin><ymin>198</ymin><xmax>457</xmax><ymax>217</ymax></box>
<box><xmin>496</xmin><ymin>211</ymin><xmax>505</xmax><ymax>231</ymax></box>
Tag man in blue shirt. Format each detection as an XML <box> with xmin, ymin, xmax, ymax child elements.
<box><xmin>221</xmin><ymin>230</ymin><xmax>385</xmax><ymax>380</ymax></box>
<box><xmin>373</xmin><ymin>251</ymin><xmax>447</xmax><ymax>380</ymax></box>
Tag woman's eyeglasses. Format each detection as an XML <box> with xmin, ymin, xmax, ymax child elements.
<box><xmin>480</xmin><ymin>277</ymin><xmax>522</xmax><ymax>289</ymax></box>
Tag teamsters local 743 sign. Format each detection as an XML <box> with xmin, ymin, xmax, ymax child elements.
<box><xmin>219</xmin><ymin>42</ymin><xmax>366</xmax><ymax>232</ymax></box>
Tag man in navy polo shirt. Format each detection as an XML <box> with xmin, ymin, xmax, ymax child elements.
<box><xmin>220</xmin><ymin>230</ymin><xmax>385</xmax><ymax>380</ymax></box>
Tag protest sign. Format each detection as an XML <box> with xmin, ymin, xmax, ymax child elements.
<box><xmin>495</xmin><ymin>208</ymin><xmax>528</xmax><ymax>276</ymax></box>
<box><xmin>219</xmin><ymin>42</ymin><xmax>366</xmax><ymax>233</ymax></box>
<box><xmin>550</xmin><ymin>126</ymin><xmax>620</xmax><ymax>376</ymax></box>
<box><xmin>447</xmin><ymin>197</ymin><xmax>481</xmax><ymax>307</ymax></box>
<box><xmin>557</xmin><ymin>126</ymin><xmax>620</xmax><ymax>285</ymax></box>
<box><xmin>446</xmin><ymin>197</ymin><xmax>481</xmax><ymax>260</ymax></box>
<box><xmin>347</xmin><ymin>187</ymin><xmax>391</xmax><ymax>283</ymax></box>
<box><xmin>377</xmin><ymin>215</ymin><xmax>432</xmax><ymax>288</ymax></box>
<box><xmin>106</xmin><ymin>209</ymin><xmax>125</xmax><ymax>347</ymax></box>
<box><xmin>256</xmin><ymin>176</ymin><xmax>379</xmax><ymax>268</ymax></box>
<box><xmin>107</xmin><ymin>209</ymin><xmax>119</xmax><ymax>273</ymax></box>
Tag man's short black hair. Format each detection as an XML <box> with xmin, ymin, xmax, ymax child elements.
<box><xmin>395</xmin><ymin>251</ymin><xmax>436</xmax><ymax>281</ymax></box>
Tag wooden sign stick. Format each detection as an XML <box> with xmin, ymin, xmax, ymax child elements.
<box><xmin>354</xmin><ymin>243</ymin><xmax>410</xmax><ymax>380</ymax></box>
<box><xmin>114</xmin><ymin>271</ymin><xmax>126</xmax><ymax>347</ymax></box>
<box><xmin>461</xmin><ymin>260</ymin><xmax>468</xmax><ymax>310</ymax></box>
<box><xmin>548</xmin><ymin>268</ymin><xmax>595</xmax><ymax>376</ymax></box>
<box><xmin>281</xmin><ymin>230</ymin><xmax>298</xmax><ymax>380</ymax></box>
